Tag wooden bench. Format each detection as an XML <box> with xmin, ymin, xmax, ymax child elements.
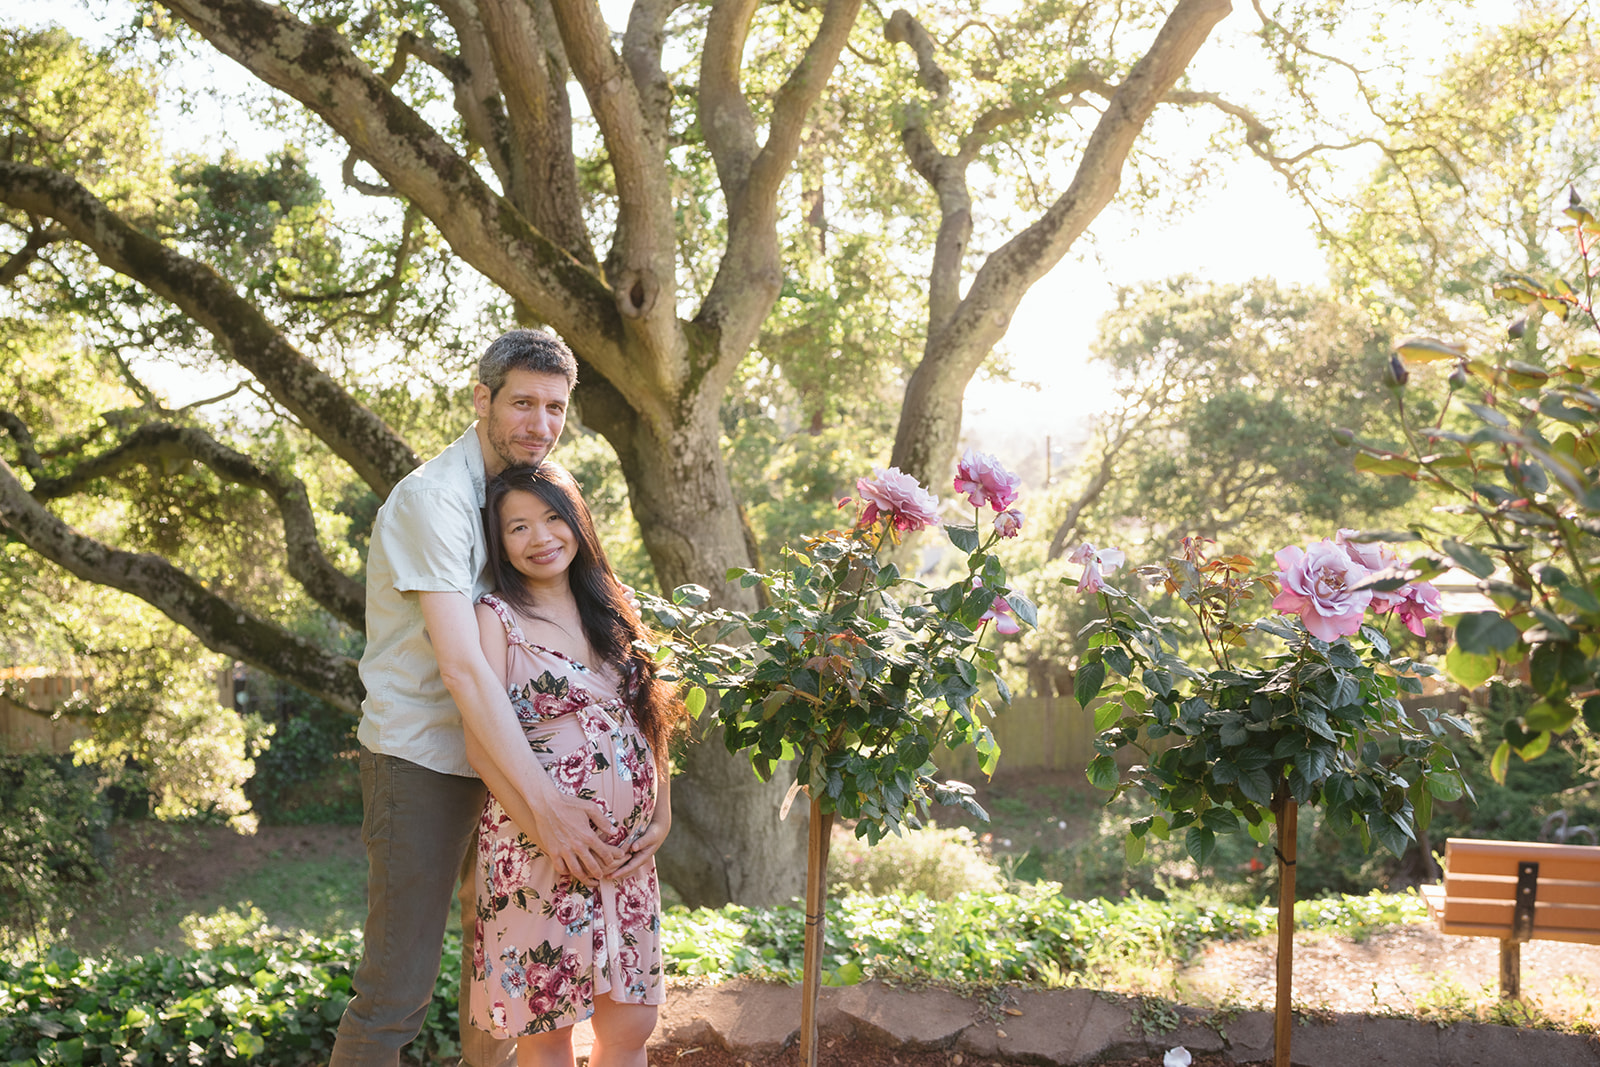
<box><xmin>1420</xmin><ymin>837</ymin><xmax>1600</xmax><ymax>997</ymax></box>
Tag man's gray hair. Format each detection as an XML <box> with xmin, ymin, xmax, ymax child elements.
<box><xmin>478</xmin><ymin>329</ymin><xmax>579</xmax><ymax>397</ymax></box>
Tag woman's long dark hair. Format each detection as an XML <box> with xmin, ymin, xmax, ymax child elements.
<box><xmin>483</xmin><ymin>462</ymin><xmax>684</xmax><ymax>762</ymax></box>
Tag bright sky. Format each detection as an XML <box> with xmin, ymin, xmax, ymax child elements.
<box><xmin>9</xmin><ymin>0</ymin><xmax>1518</xmax><ymax>478</ymax></box>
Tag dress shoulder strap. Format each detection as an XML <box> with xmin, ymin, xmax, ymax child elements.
<box><xmin>477</xmin><ymin>593</ymin><xmax>526</xmax><ymax>644</ymax></box>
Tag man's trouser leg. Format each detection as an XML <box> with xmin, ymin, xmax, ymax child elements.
<box><xmin>329</xmin><ymin>749</ymin><xmax>516</xmax><ymax>1067</ymax></box>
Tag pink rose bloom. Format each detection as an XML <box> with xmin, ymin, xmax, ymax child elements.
<box><xmin>1336</xmin><ymin>529</ymin><xmax>1404</xmax><ymax>611</ymax></box>
<box><xmin>954</xmin><ymin>449</ymin><xmax>1021</xmax><ymax>511</ymax></box>
<box><xmin>993</xmin><ymin>508</ymin><xmax>1024</xmax><ymax>538</ymax></box>
<box><xmin>550</xmin><ymin>749</ymin><xmax>591</xmax><ymax>794</ymax></box>
<box><xmin>1272</xmin><ymin>540</ymin><xmax>1374</xmax><ymax>641</ymax></box>
<box><xmin>1393</xmin><ymin>580</ymin><xmax>1444</xmax><ymax>636</ymax></box>
<box><xmin>972</xmin><ymin>577</ymin><xmax>1021</xmax><ymax>634</ymax></box>
<box><xmin>980</xmin><ymin>596</ymin><xmax>1020</xmax><ymax>635</ymax></box>
<box><xmin>857</xmin><ymin>467</ymin><xmax>942</xmax><ymax>531</ymax></box>
<box><xmin>617</xmin><ymin>879</ymin><xmax>652</xmax><ymax>929</ymax></box>
<box><xmin>1068</xmin><ymin>543</ymin><xmax>1125</xmax><ymax>595</ymax></box>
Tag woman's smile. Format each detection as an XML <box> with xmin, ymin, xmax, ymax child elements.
<box><xmin>498</xmin><ymin>488</ymin><xmax>578</xmax><ymax>583</ymax></box>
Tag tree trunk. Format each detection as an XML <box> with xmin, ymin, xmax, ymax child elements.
<box><xmin>583</xmin><ymin>378</ymin><xmax>809</xmax><ymax>906</ymax></box>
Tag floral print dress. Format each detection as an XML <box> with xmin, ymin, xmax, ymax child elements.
<box><xmin>469</xmin><ymin>593</ymin><xmax>663</xmax><ymax>1039</ymax></box>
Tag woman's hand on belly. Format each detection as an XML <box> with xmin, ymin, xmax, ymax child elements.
<box><xmin>610</xmin><ymin>800</ymin><xmax>670</xmax><ymax>881</ymax></box>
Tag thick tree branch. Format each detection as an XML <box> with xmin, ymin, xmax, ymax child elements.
<box><xmin>29</xmin><ymin>421</ymin><xmax>364</xmax><ymax>629</ymax></box>
<box><xmin>0</xmin><ymin>410</ymin><xmax>43</xmax><ymax>473</ymax></box>
<box><xmin>890</xmin><ymin>0</ymin><xmax>1233</xmax><ymax>485</ymax></box>
<box><xmin>0</xmin><ymin>220</ymin><xmax>67</xmax><ymax>284</ymax></box>
<box><xmin>430</xmin><ymin>2</ymin><xmax>517</xmax><ymax>193</ymax></box>
<box><xmin>622</xmin><ymin>0</ymin><xmax>678</xmax><ymax>136</ymax></box>
<box><xmin>155</xmin><ymin>0</ymin><xmax>632</xmax><ymax>387</ymax></box>
<box><xmin>700</xmin><ymin>0</ymin><xmax>763</xmax><ymax>198</ymax></box>
<box><xmin>478</xmin><ymin>0</ymin><xmax>595</xmax><ymax>266</ymax></box>
<box><xmin>549</xmin><ymin>0</ymin><xmax>675</xmax><ymax>336</ymax></box>
<box><xmin>0</xmin><ymin>455</ymin><xmax>363</xmax><ymax>712</ymax></box>
<box><xmin>0</xmin><ymin>160</ymin><xmax>421</xmax><ymax>498</ymax></box>
<box><xmin>697</xmin><ymin>0</ymin><xmax>865</xmax><ymax>364</ymax></box>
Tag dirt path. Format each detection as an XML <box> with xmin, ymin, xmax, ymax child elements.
<box><xmin>1181</xmin><ymin>922</ymin><xmax>1600</xmax><ymax>1027</ymax></box>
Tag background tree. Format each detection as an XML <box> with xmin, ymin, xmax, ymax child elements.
<box><xmin>3</xmin><ymin>0</ymin><xmax>1449</xmax><ymax>904</ymax></box>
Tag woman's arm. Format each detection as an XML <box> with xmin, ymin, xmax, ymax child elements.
<box><xmin>428</xmin><ymin>591</ymin><xmax>623</xmax><ymax>883</ymax></box>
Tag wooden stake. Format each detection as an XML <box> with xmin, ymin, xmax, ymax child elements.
<box><xmin>800</xmin><ymin>795</ymin><xmax>835</xmax><ymax>1067</ymax></box>
<box><xmin>1273</xmin><ymin>791</ymin><xmax>1298</xmax><ymax>1067</ymax></box>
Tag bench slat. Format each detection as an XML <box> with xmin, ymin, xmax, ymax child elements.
<box><xmin>1435</xmin><ymin>920</ymin><xmax>1600</xmax><ymax>945</ymax></box>
<box><xmin>1444</xmin><ymin>838</ymin><xmax>1600</xmax><ymax>882</ymax></box>
<box><xmin>1441</xmin><ymin>898</ymin><xmax>1600</xmax><ymax>932</ymax></box>
<box><xmin>1442</xmin><ymin>873</ymin><xmax>1600</xmax><ymax>906</ymax></box>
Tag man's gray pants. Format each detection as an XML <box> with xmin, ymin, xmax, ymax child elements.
<box><xmin>330</xmin><ymin>749</ymin><xmax>516</xmax><ymax>1067</ymax></box>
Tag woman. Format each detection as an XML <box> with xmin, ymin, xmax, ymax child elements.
<box><xmin>466</xmin><ymin>461</ymin><xmax>682</xmax><ymax>1067</ymax></box>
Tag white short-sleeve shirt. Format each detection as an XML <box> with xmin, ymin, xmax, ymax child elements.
<box><xmin>357</xmin><ymin>423</ymin><xmax>492</xmax><ymax>776</ymax></box>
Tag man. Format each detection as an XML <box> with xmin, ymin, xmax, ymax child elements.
<box><xmin>332</xmin><ymin>329</ymin><xmax>624</xmax><ymax>1066</ymax></box>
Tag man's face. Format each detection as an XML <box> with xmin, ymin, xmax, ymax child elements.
<box><xmin>474</xmin><ymin>369</ymin><xmax>570</xmax><ymax>474</ymax></box>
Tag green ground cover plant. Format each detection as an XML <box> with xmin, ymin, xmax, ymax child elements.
<box><xmin>0</xmin><ymin>888</ymin><xmax>1427</xmax><ymax>1065</ymax></box>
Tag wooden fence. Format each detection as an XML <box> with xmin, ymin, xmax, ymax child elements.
<box><xmin>0</xmin><ymin>670</ymin><xmax>91</xmax><ymax>756</ymax></box>
<box><xmin>935</xmin><ymin>689</ymin><xmax>1473</xmax><ymax>781</ymax></box>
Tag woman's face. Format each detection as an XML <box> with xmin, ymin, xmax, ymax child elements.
<box><xmin>498</xmin><ymin>488</ymin><xmax>578</xmax><ymax>585</ymax></box>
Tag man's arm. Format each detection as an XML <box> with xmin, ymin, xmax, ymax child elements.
<box><xmin>420</xmin><ymin>590</ymin><xmax>624</xmax><ymax>883</ymax></box>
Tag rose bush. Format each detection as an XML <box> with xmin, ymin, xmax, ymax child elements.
<box><xmin>648</xmin><ymin>454</ymin><xmax>1034</xmax><ymax>841</ymax></box>
<box><xmin>1352</xmin><ymin>186</ymin><xmax>1600</xmax><ymax>781</ymax></box>
<box><xmin>1074</xmin><ymin>534</ymin><xmax>1471</xmax><ymax>865</ymax></box>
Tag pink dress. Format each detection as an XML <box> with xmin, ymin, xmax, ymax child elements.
<box><xmin>468</xmin><ymin>594</ymin><xmax>664</xmax><ymax>1039</ymax></box>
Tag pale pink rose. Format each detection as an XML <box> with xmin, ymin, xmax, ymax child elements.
<box><xmin>617</xmin><ymin>879</ymin><xmax>652</xmax><ymax>930</ymax></box>
<box><xmin>553</xmin><ymin>891</ymin><xmax>589</xmax><ymax>930</ymax></box>
<box><xmin>1336</xmin><ymin>530</ymin><xmax>1404</xmax><ymax>611</ymax></box>
<box><xmin>1272</xmin><ymin>540</ymin><xmax>1374</xmax><ymax>641</ymax></box>
<box><xmin>1393</xmin><ymin>580</ymin><xmax>1444</xmax><ymax>636</ymax></box>
<box><xmin>993</xmin><ymin>508</ymin><xmax>1024</xmax><ymax>538</ymax></box>
<box><xmin>954</xmin><ymin>449</ymin><xmax>1021</xmax><ymax>511</ymax></box>
<box><xmin>857</xmin><ymin>467</ymin><xmax>942</xmax><ymax>531</ymax></box>
<box><xmin>1069</xmin><ymin>543</ymin><xmax>1125</xmax><ymax>595</ymax></box>
<box><xmin>550</xmin><ymin>750</ymin><xmax>590</xmax><ymax>794</ymax></box>
<box><xmin>492</xmin><ymin>839</ymin><xmax>532</xmax><ymax>889</ymax></box>
<box><xmin>618</xmin><ymin>943</ymin><xmax>642</xmax><ymax>976</ymax></box>
<box><xmin>558</xmin><ymin>947</ymin><xmax>583</xmax><ymax>978</ymax></box>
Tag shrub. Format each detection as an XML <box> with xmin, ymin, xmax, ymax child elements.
<box><xmin>828</xmin><ymin>822</ymin><xmax>1003</xmax><ymax>899</ymax></box>
<box><xmin>0</xmin><ymin>887</ymin><xmax>1431</xmax><ymax>1062</ymax></box>
<box><xmin>244</xmin><ymin>713</ymin><xmax>361</xmax><ymax>826</ymax></box>
<box><xmin>0</xmin><ymin>753</ymin><xmax>109</xmax><ymax>953</ymax></box>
